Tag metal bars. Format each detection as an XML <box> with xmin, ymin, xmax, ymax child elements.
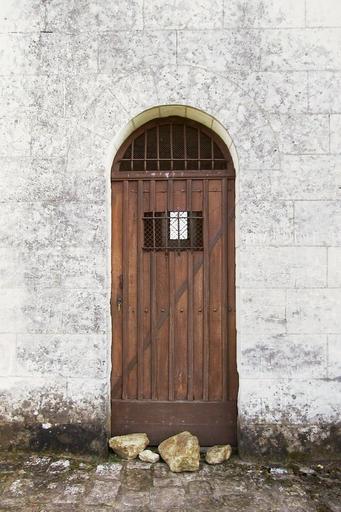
<box><xmin>118</xmin><ymin>120</ymin><xmax>229</xmax><ymax>172</ymax></box>
<box><xmin>143</xmin><ymin>211</ymin><xmax>203</xmax><ymax>251</ymax></box>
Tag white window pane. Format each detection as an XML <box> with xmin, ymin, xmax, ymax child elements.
<box><xmin>169</xmin><ymin>211</ymin><xmax>188</xmax><ymax>240</ymax></box>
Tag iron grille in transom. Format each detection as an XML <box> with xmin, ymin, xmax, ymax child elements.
<box><xmin>143</xmin><ymin>211</ymin><xmax>203</xmax><ymax>251</ymax></box>
<box><xmin>116</xmin><ymin>118</ymin><xmax>229</xmax><ymax>172</ymax></box>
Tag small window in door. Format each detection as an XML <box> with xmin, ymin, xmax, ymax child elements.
<box><xmin>143</xmin><ymin>211</ymin><xmax>203</xmax><ymax>251</ymax></box>
<box><xmin>169</xmin><ymin>211</ymin><xmax>188</xmax><ymax>240</ymax></box>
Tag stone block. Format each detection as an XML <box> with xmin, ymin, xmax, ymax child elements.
<box><xmin>67</xmin><ymin>126</ymin><xmax>108</xmax><ymax>174</ymax></box>
<box><xmin>0</xmin><ymin>34</ymin><xmax>40</xmax><ymax>74</ymax></box>
<box><xmin>0</xmin><ymin>248</ymin><xmax>23</xmax><ymax>288</ymax></box>
<box><xmin>15</xmin><ymin>334</ymin><xmax>107</xmax><ymax>379</ymax></box>
<box><xmin>238</xmin><ymin>246</ymin><xmax>327</xmax><ymax>288</ymax></box>
<box><xmin>177</xmin><ymin>30</ymin><xmax>262</xmax><ymax>72</ymax></box>
<box><xmin>240</xmin><ymin>160</ymin><xmax>340</xmax><ymax>201</ymax></box>
<box><xmin>66</xmin><ymin>378</ymin><xmax>107</xmax><ymax>422</ymax></box>
<box><xmin>217</xmin><ymin>100</ymin><xmax>281</xmax><ymax>169</ymax></box>
<box><xmin>30</xmin><ymin>117</ymin><xmax>71</xmax><ymax>158</ymax></box>
<box><xmin>80</xmin><ymin>88</ymin><xmax>130</xmax><ymax>139</ymax></box>
<box><xmin>309</xmin><ymin>72</ymin><xmax>341</xmax><ymax>113</ymax></box>
<box><xmin>84</xmin><ymin>480</ymin><xmax>120</xmax><ymax>505</ymax></box>
<box><xmin>0</xmin><ymin>377</ymin><xmax>108</xmax><ymax>448</ymax></box>
<box><xmin>328</xmin><ymin>247</ymin><xmax>341</xmax><ymax>287</ymax></box>
<box><xmin>0</xmin><ymin>76</ymin><xmax>64</xmax><ymax>118</ymax></box>
<box><xmin>17</xmin><ymin>202</ymin><xmax>106</xmax><ymax>250</ymax></box>
<box><xmin>327</xmin><ymin>335</ymin><xmax>341</xmax><ymax>379</ymax></box>
<box><xmin>144</xmin><ymin>0</ymin><xmax>223</xmax><ymax>29</ymax></box>
<box><xmin>64</xmin><ymin>74</ymin><xmax>113</xmax><ymax>118</ymax></box>
<box><xmin>278</xmin><ymin>155</ymin><xmax>340</xmax><ymax>200</ymax></box>
<box><xmin>0</xmin><ymin>118</ymin><xmax>30</xmax><ymax>157</ymax></box>
<box><xmin>269</xmin><ymin>114</ymin><xmax>329</xmax><ymax>154</ymax></box>
<box><xmin>330</xmin><ymin>115</ymin><xmax>341</xmax><ymax>153</ymax></box>
<box><xmin>0</xmin><ymin>289</ymin><xmax>26</xmax><ymax>333</ymax></box>
<box><xmin>108</xmin><ymin>73</ymin><xmax>159</xmax><ymax>119</ymax></box>
<box><xmin>239</xmin><ymin>378</ymin><xmax>341</xmax><ymax>424</ymax></box>
<box><xmin>306</xmin><ymin>0</ymin><xmax>341</xmax><ymax>27</ymax></box>
<box><xmin>242</xmin><ymin>72</ymin><xmax>308</xmax><ymax>113</ymax></box>
<box><xmin>0</xmin><ymin>334</ymin><xmax>16</xmax><ymax>375</ymax></box>
<box><xmin>46</xmin><ymin>0</ymin><xmax>143</xmax><ymax>31</ymax></box>
<box><xmin>0</xmin><ymin>0</ymin><xmax>45</xmax><ymax>32</ymax></box>
<box><xmin>0</xmin><ymin>158</ymin><xmax>106</xmax><ymax>203</ymax></box>
<box><xmin>21</xmin><ymin>289</ymin><xmax>107</xmax><ymax>334</ymax></box>
<box><xmin>239</xmin><ymin>333</ymin><xmax>327</xmax><ymax>379</ymax></box>
<box><xmin>20</xmin><ymin>246</ymin><xmax>106</xmax><ymax>290</ymax></box>
<box><xmin>224</xmin><ymin>0</ymin><xmax>305</xmax><ymax>28</ymax></box>
<box><xmin>294</xmin><ymin>201</ymin><xmax>341</xmax><ymax>246</ymax></box>
<box><xmin>38</xmin><ymin>32</ymin><xmax>98</xmax><ymax>75</ymax></box>
<box><xmin>98</xmin><ymin>31</ymin><xmax>176</xmax><ymax>74</ymax></box>
<box><xmin>238</xmin><ymin>289</ymin><xmax>287</xmax><ymax>334</ymax></box>
<box><xmin>260</xmin><ymin>29</ymin><xmax>341</xmax><ymax>71</ymax></box>
<box><xmin>239</xmin><ymin>200</ymin><xmax>294</xmax><ymax>245</ymax></box>
<box><xmin>0</xmin><ymin>203</ymin><xmax>20</xmax><ymax>248</ymax></box>
<box><xmin>287</xmin><ymin>289</ymin><xmax>341</xmax><ymax>333</ymax></box>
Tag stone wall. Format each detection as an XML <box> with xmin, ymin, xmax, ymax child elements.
<box><xmin>0</xmin><ymin>0</ymin><xmax>340</xmax><ymax>457</ymax></box>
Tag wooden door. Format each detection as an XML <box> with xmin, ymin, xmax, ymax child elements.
<box><xmin>111</xmin><ymin>117</ymin><xmax>237</xmax><ymax>445</ymax></box>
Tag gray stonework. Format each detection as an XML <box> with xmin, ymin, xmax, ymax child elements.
<box><xmin>0</xmin><ymin>452</ymin><xmax>340</xmax><ymax>512</ymax></box>
<box><xmin>0</xmin><ymin>0</ymin><xmax>340</xmax><ymax>458</ymax></box>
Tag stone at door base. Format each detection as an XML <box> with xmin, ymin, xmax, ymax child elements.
<box><xmin>158</xmin><ymin>431</ymin><xmax>200</xmax><ymax>473</ymax></box>
<box><xmin>139</xmin><ymin>450</ymin><xmax>160</xmax><ymax>463</ymax></box>
<box><xmin>205</xmin><ymin>444</ymin><xmax>232</xmax><ymax>464</ymax></box>
<box><xmin>108</xmin><ymin>433</ymin><xmax>149</xmax><ymax>460</ymax></box>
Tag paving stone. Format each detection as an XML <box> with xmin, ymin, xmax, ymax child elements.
<box><xmin>95</xmin><ymin>462</ymin><xmax>122</xmax><ymax>480</ymax></box>
<box><xmin>116</xmin><ymin>488</ymin><xmax>150</xmax><ymax>508</ymax></box>
<box><xmin>52</xmin><ymin>483</ymin><xmax>86</xmax><ymax>504</ymax></box>
<box><xmin>150</xmin><ymin>486</ymin><xmax>186</xmax><ymax>510</ymax></box>
<box><xmin>84</xmin><ymin>480</ymin><xmax>120</xmax><ymax>505</ymax></box>
<box><xmin>121</xmin><ymin>467</ymin><xmax>153</xmax><ymax>491</ymax></box>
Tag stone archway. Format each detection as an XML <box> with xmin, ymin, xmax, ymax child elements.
<box><xmin>66</xmin><ymin>65</ymin><xmax>281</xmax><ymax>452</ymax></box>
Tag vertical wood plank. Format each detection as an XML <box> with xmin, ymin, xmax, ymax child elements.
<box><xmin>127</xmin><ymin>181</ymin><xmax>138</xmax><ymax>398</ymax></box>
<box><xmin>174</xmin><ymin>180</ymin><xmax>188</xmax><ymax>400</ymax></box>
<box><xmin>150</xmin><ymin>180</ymin><xmax>157</xmax><ymax>400</ymax></box>
<box><xmin>222</xmin><ymin>178</ymin><xmax>228</xmax><ymax>400</ymax></box>
<box><xmin>187</xmin><ymin>179</ymin><xmax>194</xmax><ymax>400</ymax></box>
<box><xmin>203</xmin><ymin>179</ymin><xmax>209</xmax><ymax>400</ymax></box>
<box><xmin>111</xmin><ymin>181</ymin><xmax>123</xmax><ymax>399</ymax></box>
<box><xmin>168</xmin><ymin>179</ymin><xmax>175</xmax><ymax>400</ymax></box>
<box><xmin>122</xmin><ymin>180</ymin><xmax>129</xmax><ymax>399</ymax></box>
<box><xmin>143</xmin><ymin>181</ymin><xmax>152</xmax><ymax>398</ymax></box>
<box><xmin>155</xmin><ymin>181</ymin><xmax>169</xmax><ymax>400</ymax></box>
<box><xmin>137</xmin><ymin>180</ymin><xmax>144</xmax><ymax>399</ymax></box>
<box><xmin>208</xmin><ymin>179</ymin><xmax>223</xmax><ymax>401</ymax></box>
<box><xmin>192</xmin><ymin>180</ymin><xmax>204</xmax><ymax>400</ymax></box>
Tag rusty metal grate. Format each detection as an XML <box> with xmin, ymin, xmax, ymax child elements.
<box><xmin>143</xmin><ymin>211</ymin><xmax>203</xmax><ymax>251</ymax></box>
<box><xmin>118</xmin><ymin>119</ymin><xmax>228</xmax><ymax>172</ymax></box>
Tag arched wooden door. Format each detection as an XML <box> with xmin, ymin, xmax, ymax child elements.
<box><xmin>111</xmin><ymin>117</ymin><xmax>237</xmax><ymax>445</ymax></box>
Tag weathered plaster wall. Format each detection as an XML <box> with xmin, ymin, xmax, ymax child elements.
<box><xmin>0</xmin><ymin>0</ymin><xmax>340</xmax><ymax>457</ymax></box>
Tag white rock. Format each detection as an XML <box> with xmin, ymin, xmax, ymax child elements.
<box><xmin>138</xmin><ymin>449</ymin><xmax>160</xmax><ymax>463</ymax></box>
<box><xmin>205</xmin><ymin>445</ymin><xmax>232</xmax><ymax>465</ymax></box>
<box><xmin>108</xmin><ymin>433</ymin><xmax>149</xmax><ymax>460</ymax></box>
<box><xmin>158</xmin><ymin>431</ymin><xmax>200</xmax><ymax>472</ymax></box>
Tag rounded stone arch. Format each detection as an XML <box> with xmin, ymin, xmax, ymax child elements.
<box><xmin>107</xmin><ymin>105</ymin><xmax>240</xmax><ymax>175</ymax></box>
<box><xmin>67</xmin><ymin>65</ymin><xmax>280</xmax><ymax>178</ymax></box>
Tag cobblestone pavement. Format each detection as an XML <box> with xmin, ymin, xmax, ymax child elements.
<box><xmin>0</xmin><ymin>452</ymin><xmax>340</xmax><ymax>511</ymax></box>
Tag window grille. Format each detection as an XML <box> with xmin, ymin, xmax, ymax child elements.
<box><xmin>143</xmin><ymin>211</ymin><xmax>203</xmax><ymax>251</ymax></box>
<box><xmin>117</xmin><ymin>118</ymin><xmax>229</xmax><ymax>172</ymax></box>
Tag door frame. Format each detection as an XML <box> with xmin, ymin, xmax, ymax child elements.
<box><xmin>110</xmin><ymin>114</ymin><xmax>238</xmax><ymax>445</ymax></box>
